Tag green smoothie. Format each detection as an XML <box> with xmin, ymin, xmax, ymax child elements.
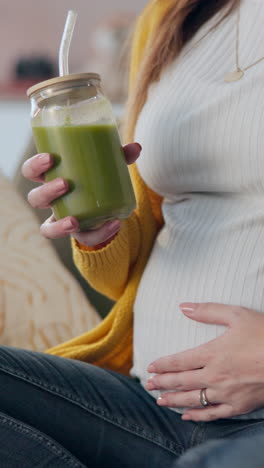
<box><xmin>32</xmin><ymin>124</ymin><xmax>136</xmax><ymax>230</ymax></box>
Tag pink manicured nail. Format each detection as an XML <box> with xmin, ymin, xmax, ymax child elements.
<box><xmin>39</xmin><ymin>153</ymin><xmax>51</xmax><ymax>165</ymax></box>
<box><xmin>55</xmin><ymin>179</ymin><xmax>67</xmax><ymax>191</ymax></box>
<box><xmin>180</xmin><ymin>303</ymin><xmax>199</xmax><ymax>314</ymax></box>
<box><xmin>146</xmin><ymin>379</ymin><xmax>155</xmax><ymax>390</ymax></box>
<box><xmin>182</xmin><ymin>414</ymin><xmax>191</xmax><ymax>421</ymax></box>
<box><xmin>63</xmin><ymin>219</ymin><xmax>76</xmax><ymax>231</ymax></box>
<box><xmin>157</xmin><ymin>397</ymin><xmax>165</xmax><ymax>405</ymax></box>
<box><xmin>148</xmin><ymin>364</ymin><xmax>155</xmax><ymax>373</ymax></box>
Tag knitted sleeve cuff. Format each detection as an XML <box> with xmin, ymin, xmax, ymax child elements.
<box><xmin>71</xmin><ymin>222</ymin><xmax>129</xmax><ymax>272</ymax></box>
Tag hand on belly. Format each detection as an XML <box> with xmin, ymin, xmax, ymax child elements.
<box><xmin>145</xmin><ymin>302</ymin><xmax>264</xmax><ymax>422</ymax></box>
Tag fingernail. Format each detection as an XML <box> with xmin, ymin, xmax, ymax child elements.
<box><xmin>182</xmin><ymin>414</ymin><xmax>191</xmax><ymax>421</ymax></box>
<box><xmin>135</xmin><ymin>143</ymin><xmax>142</xmax><ymax>152</ymax></box>
<box><xmin>146</xmin><ymin>379</ymin><xmax>155</xmax><ymax>390</ymax></box>
<box><xmin>56</xmin><ymin>179</ymin><xmax>67</xmax><ymax>191</ymax></box>
<box><xmin>157</xmin><ymin>397</ymin><xmax>165</xmax><ymax>405</ymax></box>
<box><xmin>180</xmin><ymin>303</ymin><xmax>199</xmax><ymax>314</ymax></box>
<box><xmin>39</xmin><ymin>153</ymin><xmax>51</xmax><ymax>165</ymax></box>
<box><xmin>107</xmin><ymin>220</ymin><xmax>121</xmax><ymax>233</ymax></box>
<box><xmin>148</xmin><ymin>364</ymin><xmax>155</xmax><ymax>373</ymax></box>
<box><xmin>63</xmin><ymin>219</ymin><xmax>76</xmax><ymax>231</ymax></box>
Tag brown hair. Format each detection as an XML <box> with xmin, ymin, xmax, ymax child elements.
<box><xmin>125</xmin><ymin>0</ymin><xmax>238</xmax><ymax>140</ymax></box>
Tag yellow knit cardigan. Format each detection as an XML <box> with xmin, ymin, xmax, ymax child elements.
<box><xmin>47</xmin><ymin>0</ymin><xmax>172</xmax><ymax>375</ymax></box>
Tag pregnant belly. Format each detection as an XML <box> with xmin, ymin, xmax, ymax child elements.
<box><xmin>132</xmin><ymin>195</ymin><xmax>264</xmax><ymax>383</ymax></box>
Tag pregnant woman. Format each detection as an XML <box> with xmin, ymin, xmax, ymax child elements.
<box><xmin>2</xmin><ymin>0</ymin><xmax>264</xmax><ymax>466</ymax></box>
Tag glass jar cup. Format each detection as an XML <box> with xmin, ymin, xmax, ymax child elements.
<box><xmin>27</xmin><ymin>74</ymin><xmax>136</xmax><ymax>231</ymax></box>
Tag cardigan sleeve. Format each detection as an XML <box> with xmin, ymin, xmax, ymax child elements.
<box><xmin>71</xmin><ymin>211</ymin><xmax>141</xmax><ymax>301</ymax></box>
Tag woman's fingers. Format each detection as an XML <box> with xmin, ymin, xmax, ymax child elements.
<box><xmin>146</xmin><ymin>369</ymin><xmax>207</xmax><ymax>392</ymax></box>
<box><xmin>24</xmin><ymin>142</ymin><xmax>140</xmax><ymax>242</ymax></box>
<box><xmin>27</xmin><ymin>178</ymin><xmax>68</xmax><ymax>209</ymax></box>
<box><xmin>123</xmin><ymin>143</ymin><xmax>142</xmax><ymax>165</ymax></box>
<box><xmin>22</xmin><ymin>153</ymin><xmax>53</xmax><ymax>182</ymax></box>
<box><xmin>182</xmin><ymin>404</ymin><xmax>232</xmax><ymax>422</ymax></box>
<box><xmin>41</xmin><ymin>215</ymin><xmax>121</xmax><ymax>244</ymax></box>
<box><xmin>72</xmin><ymin>220</ymin><xmax>121</xmax><ymax>247</ymax></box>
<box><xmin>40</xmin><ymin>215</ymin><xmax>79</xmax><ymax>239</ymax></box>
<box><xmin>156</xmin><ymin>388</ymin><xmax>220</xmax><ymax>410</ymax></box>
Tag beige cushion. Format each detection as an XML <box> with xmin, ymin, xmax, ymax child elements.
<box><xmin>0</xmin><ymin>172</ymin><xmax>100</xmax><ymax>351</ymax></box>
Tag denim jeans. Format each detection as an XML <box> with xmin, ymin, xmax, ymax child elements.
<box><xmin>0</xmin><ymin>346</ymin><xmax>264</xmax><ymax>467</ymax></box>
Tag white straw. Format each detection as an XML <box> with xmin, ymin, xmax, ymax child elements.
<box><xmin>59</xmin><ymin>10</ymin><xmax>78</xmax><ymax>76</ymax></box>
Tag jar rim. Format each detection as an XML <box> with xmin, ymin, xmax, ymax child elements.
<box><xmin>27</xmin><ymin>73</ymin><xmax>101</xmax><ymax>98</ymax></box>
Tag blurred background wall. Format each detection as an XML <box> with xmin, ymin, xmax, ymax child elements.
<box><xmin>0</xmin><ymin>0</ymin><xmax>147</xmax><ymax>178</ymax></box>
<box><xmin>0</xmin><ymin>0</ymin><xmax>147</xmax><ymax>81</ymax></box>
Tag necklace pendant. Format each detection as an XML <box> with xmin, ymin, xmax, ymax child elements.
<box><xmin>224</xmin><ymin>69</ymin><xmax>244</xmax><ymax>83</ymax></box>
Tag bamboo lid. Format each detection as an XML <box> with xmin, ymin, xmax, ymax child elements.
<box><xmin>27</xmin><ymin>73</ymin><xmax>101</xmax><ymax>97</ymax></box>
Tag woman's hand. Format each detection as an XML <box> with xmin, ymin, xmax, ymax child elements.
<box><xmin>22</xmin><ymin>143</ymin><xmax>141</xmax><ymax>246</ymax></box>
<box><xmin>146</xmin><ymin>303</ymin><xmax>264</xmax><ymax>422</ymax></box>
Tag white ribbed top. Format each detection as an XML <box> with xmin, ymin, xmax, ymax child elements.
<box><xmin>132</xmin><ymin>0</ymin><xmax>264</xmax><ymax>419</ymax></box>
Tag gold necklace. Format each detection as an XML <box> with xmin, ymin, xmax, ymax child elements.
<box><xmin>225</xmin><ymin>0</ymin><xmax>264</xmax><ymax>82</ymax></box>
